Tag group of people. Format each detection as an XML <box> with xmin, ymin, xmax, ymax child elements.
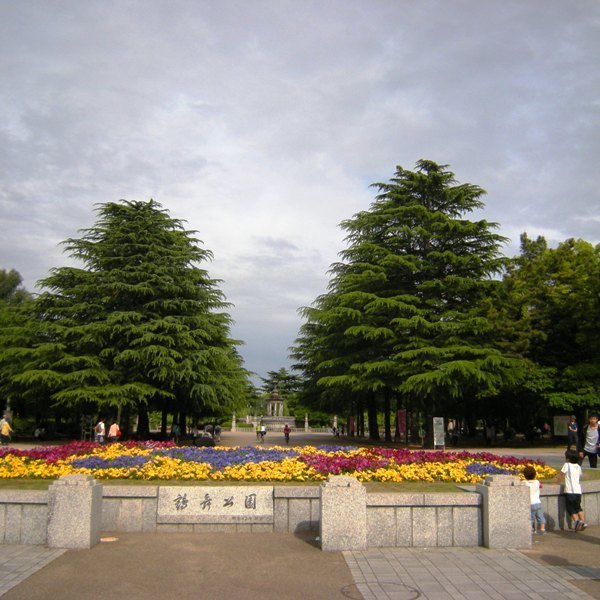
<box><xmin>565</xmin><ymin>414</ymin><xmax>599</xmax><ymax>532</ymax></box>
<box><xmin>526</xmin><ymin>448</ymin><xmax>591</xmax><ymax>535</ymax></box>
<box><xmin>190</xmin><ymin>424</ymin><xmax>221</xmax><ymax>446</ymax></box>
<box><xmin>557</xmin><ymin>414</ymin><xmax>598</xmax><ymax>533</ymax></box>
<box><xmin>526</xmin><ymin>413</ymin><xmax>599</xmax><ymax>536</ymax></box>
<box><xmin>254</xmin><ymin>424</ymin><xmax>292</xmax><ymax>444</ymax></box>
<box><xmin>255</xmin><ymin>424</ymin><xmax>267</xmax><ymax>442</ymax></box>
<box><xmin>94</xmin><ymin>419</ymin><xmax>121</xmax><ymax>444</ymax></box>
<box><xmin>95</xmin><ymin>419</ymin><xmax>226</xmax><ymax>446</ymax></box>
<box><xmin>566</xmin><ymin>414</ymin><xmax>600</xmax><ymax>468</ymax></box>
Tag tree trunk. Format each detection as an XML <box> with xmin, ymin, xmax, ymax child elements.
<box><xmin>356</xmin><ymin>400</ymin><xmax>364</xmax><ymax>437</ymax></box>
<box><xmin>384</xmin><ymin>390</ymin><xmax>392</xmax><ymax>442</ymax></box>
<box><xmin>120</xmin><ymin>404</ymin><xmax>131</xmax><ymax>439</ymax></box>
<box><xmin>367</xmin><ymin>393</ymin><xmax>380</xmax><ymax>441</ymax></box>
<box><xmin>136</xmin><ymin>404</ymin><xmax>150</xmax><ymax>438</ymax></box>
<box><xmin>161</xmin><ymin>408</ymin><xmax>168</xmax><ymax>437</ymax></box>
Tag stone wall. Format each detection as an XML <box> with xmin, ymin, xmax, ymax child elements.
<box><xmin>102</xmin><ymin>486</ymin><xmax>158</xmax><ymax>532</ymax></box>
<box><xmin>0</xmin><ymin>490</ymin><xmax>48</xmax><ymax>545</ymax></box>
<box><xmin>273</xmin><ymin>486</ymin><xmax>320</xmax><ymax>533</ymax></box>
<box><xmin>366</xmin><ymin>492</ymin><xmax>482</xmax><ymax>547</ymax></box>
<box><xmin>101</xmin><ymin>485</ymin><xmax>320</xmax><ymax>534</ymax></box>
<box><xmin>1</xmin><ymin>478</ymin><xmax>599</xmax><ymax>549</ymax></box>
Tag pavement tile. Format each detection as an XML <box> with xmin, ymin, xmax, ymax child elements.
<box><xmin>345</xmin><ymin>538</ymin><xmax>598</xmax><ymax>600</ymax></box>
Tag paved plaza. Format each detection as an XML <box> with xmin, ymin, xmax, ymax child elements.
<box><xmin>0</xmin><ymin>528</ymin><xmax>598</xmax><ymax>600</ymax></box>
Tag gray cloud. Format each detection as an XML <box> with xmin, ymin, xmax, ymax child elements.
<box><xmin>1</xmin><ymin>0</ymin><xmax>598</xmax><ymax>378</ymax></box>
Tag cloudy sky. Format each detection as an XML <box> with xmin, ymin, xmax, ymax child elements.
<box><xmin>1</xmin><ymin>1</ymin><xmax>598</xmax><ymax>382</ymax></box>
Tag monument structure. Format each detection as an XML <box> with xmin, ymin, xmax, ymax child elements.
<box><xmin>259</xmin><ymin>388</ymin><xmax>295</xmax><ymax>430</ymax></box>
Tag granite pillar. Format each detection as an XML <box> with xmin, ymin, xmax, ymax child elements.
<box><xmin>320</xmin><ymin>475</ymin><xmax>367</xmax><ymax>551</ymax></box>
<box><xmin>476</xmin><ymin>474</ymin><xmax>531</xmax><ymax>548</ymax></box>
<box><xmin>47</xmin><ymin>474</ymin><xmax>103</xmax><ymax>549</ymax></box>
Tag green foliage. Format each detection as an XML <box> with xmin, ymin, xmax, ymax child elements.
<box><xmin>293</xmin><ymin>160</ymin><xmax>524</xmax><ymax>428</ymax></box>
<box><xmin>0</xmin><ymin>269</ymin><xmax>31</xmax><ymax>304</ymax></box>
<box><xmin>500</xmin><ymin>236</ymin><xmax>600</xmax><ymax>410</ymax></box>
<box><xmin>259</xmin><ymin>367</ymin><xmax>303</xmax><ymax>396</ymax></box>
<box><xmin>6</xmin><ymin>200</ymin><xmax>249</xmax><ymax>418</ymax></box>
<box><xmin>0</xmin><ymin>270</ymin><xmax>42</xmax><ymax>415</ymax></box>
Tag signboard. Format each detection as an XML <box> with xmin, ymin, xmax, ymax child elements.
<box><xmin>433</xmin><ymin>417</ymin><xmax>445</xmax><ymax>448</ymax></box>
<box><xmin>553</xmin><ymin>415</ymin><xmax>570</xmax><ymax>437</ymax></box>
<box><xmin>157</xmin><ymin>486</ymin><xmax>274</xmax><ymax>524</ymax></box>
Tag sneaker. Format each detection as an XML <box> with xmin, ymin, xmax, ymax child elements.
<box><xmin>580</xmin><ymin>523</ymin><xmax>588</xmax><ymax>531</ymax></box>
<box><xmin>574</xmin><ymin>521</ymin><xmax>582</xmax><ymax>531</ymax></box>
<box><xmin>538</xmin><ymin>530</ymin><xmax>546</xmax><ymax>535</ymax></box>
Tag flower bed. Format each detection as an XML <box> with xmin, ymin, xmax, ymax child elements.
<box><xmin>0</xmin><ymin>442</ymin><xmax>557</xmax><ymax>483</ymax></box>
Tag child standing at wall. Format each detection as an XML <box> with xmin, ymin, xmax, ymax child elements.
<box><xmin>523</xmin><ymin>466</ymin><xmax>546</xmax><ymax>534</ymax></box>
<box><xmin>557</xmin><ymin>450</ymin><xmax>587</xmax><ymax>531</ymax></box>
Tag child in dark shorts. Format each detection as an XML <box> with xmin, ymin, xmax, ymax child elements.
<box><xmin>557</xmin><ymin>450</ymin><xmax>587</xmax><ymax>531</ymax></box>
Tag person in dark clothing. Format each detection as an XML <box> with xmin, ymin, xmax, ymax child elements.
<box><xmin>567</xmin><ymin>416</ymin><xmax>578</xmax><ymax>451</ymax></box>
<box><xmin>578</xmin><ymin>414</ymin><xmax>600</xmax><ymax>468</ymax></box>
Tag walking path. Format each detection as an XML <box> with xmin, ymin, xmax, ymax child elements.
<box><xmin>1</xmin><ymin>434</ymin><xmax>598</xmax><ymax>599</ymax></box>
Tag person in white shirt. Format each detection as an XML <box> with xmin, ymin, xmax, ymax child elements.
<box><xmin>557</xmin><ymin>450</ymin><xmax>587</xmax><ymax>531</ymax></box>
<box><xmin>94</xmin><ymin>420</ymin><xmax>105</xmax><ymax>444</ymax></box>
<box><xmin>523</xmin><ymin>466</ymin><xmax>546</xmax><ymax>534</ymax></box>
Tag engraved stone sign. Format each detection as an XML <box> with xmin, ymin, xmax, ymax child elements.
<box><xmin>157</xmin><ymin>486</ymin><xmax>274</xmax><ymax>524</ymax></box>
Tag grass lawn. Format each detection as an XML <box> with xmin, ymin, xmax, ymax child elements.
<box><xmin>0</xmin><ymin>479</ymin><xmax>481</xmax><ymax>493</ymax></box>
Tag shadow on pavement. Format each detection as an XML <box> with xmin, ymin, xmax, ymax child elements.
<box><xmin>1</xmin><ymin>531</ymin><xmax>357</xmax><ymax>600</ymax></box>
<box><xmin>521</xmin><ymin>528</ymin><xmax>600</xmax><ymax>600</ymax></box>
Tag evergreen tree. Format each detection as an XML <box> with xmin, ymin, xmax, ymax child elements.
<box><xmin>294</xmin><ymin>160</ymin><xmax>520</xmax><ymax>439</ymax></box>
<box><xmin>293</xmin><ymin>287</ymin><xmax>364</xmax><ymax>425</ymax></box>
<box><xmin>0</xmin><ymin>269</ymin><xmax>37</xmax><ymax>418</ymax></box>
<box><xmin>259</xmin><ymin>368</ymin><xmax>303</xmax><ymax>396</ymax></box>
<box><xmin>13</xmin><ymin>200</ymin><xmax>248</xmax><ymax>427</ymax></box>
